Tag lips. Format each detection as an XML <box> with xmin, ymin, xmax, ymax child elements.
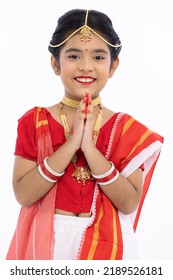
<box><xmin>75</xmin><ymin>76</ymin><xmax>96</xmax><ymax>85</ymax></box>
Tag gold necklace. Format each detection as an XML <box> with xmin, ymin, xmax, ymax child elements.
<box><xmin>60</xmin><ymin>95</ymin><xmax>101</xmax><ymax>109</ymax></box>
<box><xmin>58</xmin><ymin>98</ymin><xmax>103</xmax><ymax>185</ymax></box>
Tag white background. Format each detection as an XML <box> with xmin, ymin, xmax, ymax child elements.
<box><xmin>0</xmin><ymin>0</ymin><xmax>172</xmax><ymax>260</ymax></box>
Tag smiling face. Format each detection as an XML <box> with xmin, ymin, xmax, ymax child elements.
<box><xmin>51</xmin><ymin>32</ymin><xmax>119</xmax><ymax>100</ymax></box>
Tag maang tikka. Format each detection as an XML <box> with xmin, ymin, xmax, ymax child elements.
<box><xmin>49</xmin><ymin>10</ymin><xmax>122</xmax><ymax>48</ymax></box>
<box><xmin>79</xmin><ymin>10</ymin><xmax>92</xmax><ymax>42</ymax></box>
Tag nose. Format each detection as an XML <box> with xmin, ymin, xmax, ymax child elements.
<box><xmin>78</xmin><ymin>57</ymin><xmax>93</xmax><ymax>72</ymax></box>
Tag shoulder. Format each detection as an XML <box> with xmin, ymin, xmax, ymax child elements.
<box><xmin>102</xmin><ymin>107</ymin><xmax>119</xmax><ymax>126</ymax></box>
<box><xmin>17</xmin><ymin>108</ymin><xmax>35</xmax><ymax>128</ymax></box>
<box><xmin>114</xmin><ymin>112</ymin><xmax>144</xmax><ymax>128</ymax></box>
<box><xmin>103</xmin><ymin>106</ymin><xmax>147</xmax><ymax>127</ymax></box>
<box><xmin>103</xmin><ymin>107</ymin><xmax>134</xmax><ymax>126</ymax></box>
<box><xmin>17</xmin><ymin>106</ymin><xmax>49</xmax><ymax>125</ymax></box>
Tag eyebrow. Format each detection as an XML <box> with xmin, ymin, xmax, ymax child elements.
<box><xmin>65</xmin><ymin>48</ymin><xmax>109</xmax><ymax>54</ymax></box>
<box><xmin>94</xmin><ymin>49</ymin><xmax>109</xmax><ymax>54</ymax></box>
<box><xmin>65</xmin><ymin>48</ymin><xmax>82</xmax><ymax>53</ymax></box>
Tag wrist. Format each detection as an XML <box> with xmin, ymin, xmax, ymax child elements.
<box><xmin>81</xmin><ymin>140</ymin><xmax>95</xmax><ymax>154</ymax></box>
<box><xmin>66</xmin><ymin>135</ymin><xmax>81</xmax><ymax>152</ymax></box>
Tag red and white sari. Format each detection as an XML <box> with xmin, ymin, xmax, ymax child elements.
<box><xmin>6</xmin><ymin>107</ymin><xmax>163</xmax><ymax>260</ymax></box>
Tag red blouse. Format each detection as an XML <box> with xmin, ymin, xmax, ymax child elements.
<box><xmin>14</xmin><ymin>108</ymin><xmax>118</xmax><ymax>214</ymax></box>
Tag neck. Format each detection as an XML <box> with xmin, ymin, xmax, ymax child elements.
<box><xmin>61</xmin><ymin>95</ymin><xmax>101</xmax><ymax>109</ymax></box>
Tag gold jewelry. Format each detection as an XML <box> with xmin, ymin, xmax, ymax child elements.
<box><xmin>58</xmin><ymin>99</ymin><xmax>103</xmax><ymax>185</ymax></box>
<box><xmin>79</xmin><ymin>10</ymin><xmax>92</xmax><ymax>42</ymax></box>
<box><xmin>49</xmin><ymin>10</ymin><xmax>121</xmax><ymax>49</ymax></box>
<box><xmin>60</xmin><ymin>95</ymin><xmax>101</xmax><ymax>109</ymax></box>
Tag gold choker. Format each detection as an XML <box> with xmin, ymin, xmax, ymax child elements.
<box><xmin>60</xmin><ymin>96</ymin><xmax>101</xmax><ymax>109</ymax></box>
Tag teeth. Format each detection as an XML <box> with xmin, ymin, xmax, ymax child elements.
<box><xmin>76</xmin><ymin>77</ymin><xmax>94</xmax><ymax>83</ymax></box>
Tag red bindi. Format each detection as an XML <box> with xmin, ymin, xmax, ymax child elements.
<box><xmin>85</xmin><ymin>48</ymin><xmax>88</xmax><ymax>51</ymax></box>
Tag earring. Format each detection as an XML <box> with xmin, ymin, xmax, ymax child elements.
<box><xmin>56</xmin><ymin>68</ymin><xmax>60</xmax><ymax>75</ymax></box>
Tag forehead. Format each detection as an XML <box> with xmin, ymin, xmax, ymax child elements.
<box><xmin>61</xmin><ymin>32</ymin><xmax>110</xmax><ymax>52</ymax></box>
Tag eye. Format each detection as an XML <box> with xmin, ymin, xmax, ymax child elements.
<box><xmin>68</xmin><ymin>54</ymin><xmax>80</xmax><ymax>60</ymax></box>
<box><xmin>94</xmin><ymin>55</ymin><xmax>105</xmax><ymax>61</ymax></box>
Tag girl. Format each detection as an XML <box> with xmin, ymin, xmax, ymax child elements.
<box><xmin>6</xmin><ymin>9</ymin><xmax>163</xmax><ymax>260</ymax></box>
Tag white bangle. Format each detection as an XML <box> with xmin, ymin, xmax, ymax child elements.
<box><xmin>38</xmin><ymin>164</ymin><xmax>57</xmax><ymax>183</ymax></box>
<box><xmin>98</xmin><ymin>170</ymin><xmax>120</xmax><ymax>186</ymax></box>
<box><xmin>91</xmin><ymin>161</ymin><xmax>114</xmax><ymax>179</ymax></box>
<box><xmin>44</xmin><ymin>157</ymin><xmax>65</xmax><ymax>176</ymax></box>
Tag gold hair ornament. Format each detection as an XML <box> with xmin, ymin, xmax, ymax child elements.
<box><xmin>49</xmin><ymin>10</ymin><xmax>121</xmax><ymax>49</ymax></box>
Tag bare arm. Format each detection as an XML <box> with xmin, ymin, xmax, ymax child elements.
<box><xmin>13</xmin><ymin>138</ymin><xmax>78</xmax><ymax>206</ymax></box>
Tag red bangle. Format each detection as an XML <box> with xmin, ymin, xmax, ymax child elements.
<box><xmin>40</xmin><ymin>161</ymin><xmax>60</xmax><ymax>181</ymax></box>
<box><xmin>39</xmin><ymin>157</ymin><xmax>65</xmax><ymax>182</ymax></box>
<box><xmin>96</xmin><ymin>168</ymin><xmax>118</xmax><ymax>183</ymax></box>
<box><xmin>91</xmin><ymin>162</ymin><xmax>120</xmax><ymax>186</ymax></box>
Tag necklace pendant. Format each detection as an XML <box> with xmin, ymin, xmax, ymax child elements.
<box><xmin>72</xmin><ymin>166</ymin><xmax>92</xmax><ymax>185</ymax></box>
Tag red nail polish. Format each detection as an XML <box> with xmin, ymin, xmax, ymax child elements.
<box><xmin>82</xmin><ymin>106</ymin><xmax>90</xmax><ymax>114</ymax></box>
<box><xmin>83</xmin><ymin>93</ymin><xmax>91</xmax><ymax>106</ymax></box>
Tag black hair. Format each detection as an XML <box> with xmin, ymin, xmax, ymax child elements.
<box><xmin>48</xmin><ymin>9</ymin><xmax>122</xmax><ymax>61</ymax></box>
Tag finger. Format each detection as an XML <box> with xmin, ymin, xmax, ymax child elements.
<box><xmin>83</xmin><ymin>93</ymin><xmax>91</xmax><ymax>106</ymax></box>
<box><xmin>82</xmin><ymin>93</ymin><xmax>92</xmax><ymax>113</ymax></box>
<box><xmin>82</xmin><ymin>107</ymin><xmax>90</xmax><ymax>114</ymax></box>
